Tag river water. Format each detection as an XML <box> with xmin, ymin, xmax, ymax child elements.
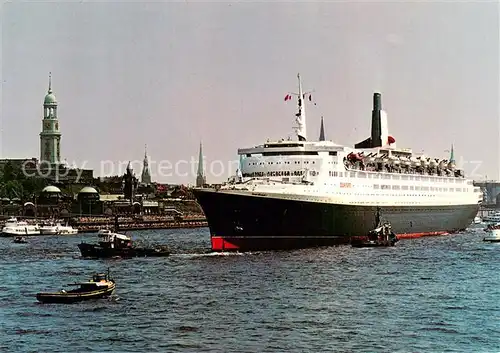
<box><xmin>0</xmin><ymin>227</ymin><xmax>498</xmax><ymax>352</ymax></box>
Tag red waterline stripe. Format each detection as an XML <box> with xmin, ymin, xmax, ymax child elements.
<box><xmin>211</xmin><ymin>231</ymin><xmax>453</xmax><ymax>250</ymax></box>
<box><xmin>397</xmin><ymin>231</ymin><xmax>449</xmax><ymax>239</ymax></box>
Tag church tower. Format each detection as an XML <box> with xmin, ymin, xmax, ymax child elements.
<box><xmin>196</xmin><ymin>141</ymin><xmax>206</xmax><ymax>187</ymax></box>
<box><xmin>141</xmin><ymin>144</ymin><xmax>152</xmax><ymax>185</ymax></box>
<box><xmin>40</xmin><ymin>73</ymin><xmax>62</xmax><ymax>166</ymax></box>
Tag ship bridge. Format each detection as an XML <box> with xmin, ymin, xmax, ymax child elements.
<box><xmin>237</xmin><ymin>139</ymin><xmax>347</xmax><ymax>180</ymax></box>
<box><xmin>238</xmin><ymin>140</ymin><xmax>344</xmax><ymax>156</ymax></box>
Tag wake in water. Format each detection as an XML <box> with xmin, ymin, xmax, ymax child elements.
<box><xmin>172</xmin><ymin>251</ymin><xmax>248</xmax><ymax>258</ymax></box>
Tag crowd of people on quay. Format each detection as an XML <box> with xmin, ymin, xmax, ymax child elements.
<box><xmin>72</xmin><ymin>214</ymin><xmax>207</xmax><ymax>232</ymax></box>
<box><xmin>0</xmin><ymin>213</ymin><xmax>207</xmax><ymax>231</ymax></box>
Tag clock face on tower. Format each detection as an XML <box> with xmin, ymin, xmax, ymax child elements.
<box><xmin>44</xmin><ymin>121</ymin><xmax>50</xmax><ymax>130</ymax></box>
<box><xmin>55</xmin><ymin>122</ymin><xmax>59</xmax><ymax>130</ymax></box>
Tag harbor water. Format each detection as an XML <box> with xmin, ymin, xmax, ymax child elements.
<box><xmin>0</xmin><ymin>227</ymin><xmax>498</xmax><ymax>352</ymax></box>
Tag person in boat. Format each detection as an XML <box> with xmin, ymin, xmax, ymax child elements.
<box><xmin>383</xmin><ymin>223</ymin><xmax>398</xmax><ymax>244</ymax></box>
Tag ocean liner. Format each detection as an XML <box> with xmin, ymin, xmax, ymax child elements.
<box><xmin>193</xmin><ymin>74</ymin><xmax>482</xmax><ymax>252</ymax></box>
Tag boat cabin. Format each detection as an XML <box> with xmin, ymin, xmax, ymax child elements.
<box><xmin>92</xmin><ymin>273</ymin><xmax>108</xmax><ymax>282</ymax></box>
<box><xmin>97</xmin><ymin>229</ymin><xmax>132</xmax><ymax>249</ymax></box>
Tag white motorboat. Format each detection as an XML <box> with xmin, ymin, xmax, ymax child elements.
<box><xmin>484</xmin><ymin>223</ymin><xmax>500</xmax><ymax>242</ymax></box>
<box><xmin>40</xmin><ymin>220</ymin><xmax>78</xmax><ymax>235</ymax></box>
<box><xmin>1</xmin><ymin>217</ymin><xmax>40</xmax><ymax>236</ymax></box>
<box><xmin>57</xmin><ymin>224</ymin><xmax>78</xmax><ymax>235</ymax></box>
<box><xmin>40</xmin><ymin>221</ymin><xmax>59</xmax><ymax>235</ymax></box>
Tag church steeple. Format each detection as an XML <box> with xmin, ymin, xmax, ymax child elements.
<box><xmin>141</xmin><ymin>144</ymin><xmax>152</xmax><ymax>185</ymax></box>
<box><xmin>449</xmin><ymin>143</ymin><xmax>455</xmax><ymax>163</ymax></box>
<box><xmin>48</xmin><ymin>72</ymin><xmax>52</xmax><ymax>93</ymax></box>
<box><xmin>447</xmin><ymin>143</ymin><xmax>456</xmax><ymax>169</ymax></box>
<box><xmin>196</xmin><ymin>141</ymin><xmax>206</xmax><ymax>187</ymax></box>
<box><xmin>319</xmin><ymin>116</ymin><xmax>325</xmax><ymax>141</ymax></box>
<box><xmin>40</xmin><ymin>72</ymin><xmax>61</xmax><ymax>165</ymax></box>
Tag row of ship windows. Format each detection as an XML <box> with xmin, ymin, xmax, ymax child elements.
<box><xmin>301</xmin><ymin>190</ymin><xmax>466</xmax><ymax>197</ymax></box>
<box><xmin>321</xmin><ymin>192</ymin><xmax>463</xmax><ymax>198</ymax></box>
<box><xmin>328</xmin><ymin>171</ymin><xmax>469</xmax><ymax>184</ymax></box>
<box><xmin>242</xmin><ymin>170</ymin><xmax>469</xmax><ymax>183</ymax></box>
<box><xmin>247</xmin><ymin>161</ymin><xmax>341</xmax><ymax>166</ymax></box>
<box><xmin>373</xmin><ymin>184</ymin><xmax>466</xmax><ymax>192</ymax></box>
<box><xmin>249</xmin><ymin>161</ymin><xmax>317</xmax><ymax>165</ymax></box>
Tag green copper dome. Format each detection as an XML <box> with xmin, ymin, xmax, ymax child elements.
<box><xmin>42</xmin><ymin>185</ymin><xmax>61</xmax><ymax>193</ymax></box>
<box><xmin>44</xmin><ymin>72</ymin><xmax>57</xmax><ymax>105</ymax></box>
<box><xmin>79</xmin><ymin>186</ymin><xmax>98</xmax><ymax>194</ymax></box>
<box><xmin>44</xmin><ymin>92</ymin><xmax>57</xmax><ymax>104</ymax></box>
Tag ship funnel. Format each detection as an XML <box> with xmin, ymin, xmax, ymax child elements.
<box><xmin>355</xmin><ymin>92</ymin><xmax>393</xmax><ymax>149</ymax></box>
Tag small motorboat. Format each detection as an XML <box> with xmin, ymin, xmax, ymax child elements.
<box><xmin>13</xmin><ymin>236</ymin><xmax>28</xmax><ymax>244</ymax></box>
<box><xmin>351</xmin><ymin>222</ymin><xmax>399</xmax><ymax>248</ymax></box>
<box><xmin>36</xmin><ymin>271</ymin><xmax>115</xmax><ymax>304</ymax></box>
<box><xmin>483</xmin><ymin>223</ymin><xmax>500</xmax><ymax>243</ymax></box>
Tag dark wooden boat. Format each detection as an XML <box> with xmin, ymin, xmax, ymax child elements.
<box><xmin>36</xmin><ymin>272</ymin><xmax>115</xmax><ymax>304</ymax></box>
<box><xmin>78</xmin><ymin>227</ymin><xmax>170</xmax><ymax>259</ymax></box>
<box><xmin>13</xmin><ymin>236</ymin><xmax>28</xmax><ymax>244</ymax></box>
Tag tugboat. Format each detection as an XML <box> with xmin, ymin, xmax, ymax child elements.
<box><xmin>351</xmin><ymin>207</ymin><xmax>399</xmax><ymax>248</ymax></box>
<box><xmin>351</xmin><ymin>222</ymin><xmax>399</xmax><ymax>248</ymax></box>
<box><xmin>77</xmin><ymin>216</ymin><xmax>170</xmax><ymax>258</ymax></box>
<box><xmin>36</xmin><ymin>270</ymin><xmax>115</xmax><ymax>304</ymax></box>
<box><xmin>13</xmin><ymin>236</ymin><xmax>28</xmax><ymax>244</ymax></box>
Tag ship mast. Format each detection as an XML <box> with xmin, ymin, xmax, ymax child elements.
<box><xmin>295</xmin><ymin>73</ymin><xmax>307</xmax><ymax>141</ymax></box>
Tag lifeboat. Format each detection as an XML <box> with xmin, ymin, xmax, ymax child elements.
<box><xmin>438</xmin><ymin>160</ymin><xmax>448</xmax><ymax>169</ymax></box>
<box><xmin>365</xmin><ymin>155</ymin><xmax>376</xmax><ymax>163</ymax></box>
<box><xmin>347</xmin><ymin>152</ymin><xmax>363</xmax><ymax>161</ymax></box>
<box><xmin>389</xmin><ymin>156</ymin><xmax>400</xmax><ymax>165</ymax></box>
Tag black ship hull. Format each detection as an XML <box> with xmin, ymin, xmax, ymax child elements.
<box><xmin>193</xmin><ymin>188</ymin><xmax>479</xmax><ymax>252</ymax></box>
<box><xmin>78</xmin><ymin>243</ymin><xmax>170</xmax><ymax>258</ymax></box>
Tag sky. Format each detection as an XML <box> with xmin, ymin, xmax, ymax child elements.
<box><xmin>0</xmin><ymin>0</ymin><xmax>498</xmax><ymax>184</ymax></box>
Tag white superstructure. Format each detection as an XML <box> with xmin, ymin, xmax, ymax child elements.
<box><xmin>223</xmin><ymin>74</ymin><xmax>482</xmax><ymax>208</ymax></box>
<box><xmin>227</xmin><ymin>140</ymin><xmax>482</xmax><ymax>207</ymax></box>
